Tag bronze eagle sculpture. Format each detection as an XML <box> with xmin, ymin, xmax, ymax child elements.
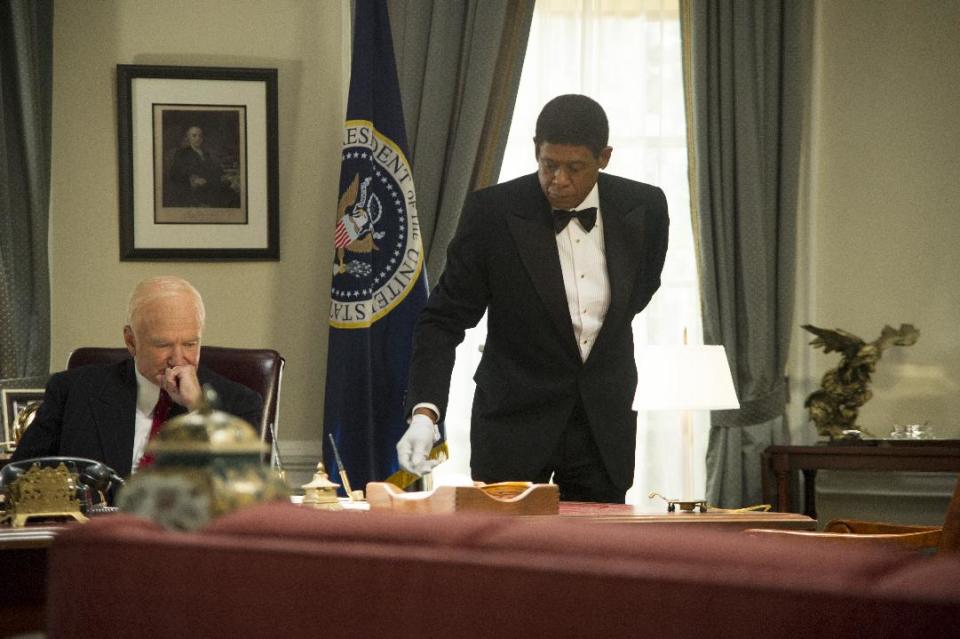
<box><xmin>803</xmin><ymin>323</ymin><xmax>919</xmax><ymax>439</ymax></box>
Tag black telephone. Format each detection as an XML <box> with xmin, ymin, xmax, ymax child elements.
<box><xmin>1</xmin><ymin>456</ymin><xmax>125</xmax><ymax>511</ymax></box>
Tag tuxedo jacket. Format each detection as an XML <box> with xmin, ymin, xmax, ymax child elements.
<box><xmin>11</xmin><ymin>359</ymin><xmax>262</xmax><ymax>477</ymax></box>
<box><xmin>406</xmin><ymin>172</ymin><xmax>669</xmax><ymax>490</ymax></box>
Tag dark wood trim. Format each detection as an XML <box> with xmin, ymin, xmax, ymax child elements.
<box><xmin>763</xmin><ymin>442</ymin><xmax>960</xmax><ymax>518</ymax></box>
<box><xmin>116</xmin><ymin>64</ymin><xmax>279</xmax><ymax>260</ymax></box>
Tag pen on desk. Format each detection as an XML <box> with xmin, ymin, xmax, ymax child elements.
<box><xmin>327</xmin><ymin>434</ymin><xmax>357</xmax><ymax>501</ymax></box>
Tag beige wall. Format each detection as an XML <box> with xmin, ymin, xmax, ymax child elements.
<box><xmin>788</xmin><ymin>0</ymin><xmax>960</xmax><ymax>441</ymax></box>
<box><xmin>48</xmin><ymin>0</ymin><xmax>960</xmax><ymax>467</ymax></box>
<box><xmin>50</xmin><ymin>0</ymin><xmax>347</xmax><ymax>460</ymax></box>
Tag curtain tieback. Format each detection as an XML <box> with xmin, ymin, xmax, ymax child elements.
<box><xmin>711</xmin><ymin>383</ymin><xmax>787</xmax><ymax>428</ymax></box>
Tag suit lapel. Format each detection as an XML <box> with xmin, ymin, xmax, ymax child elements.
<box><xmin>503</xmin><ymin>174</ymin><xmax>651</xmax><ymax>364</ymax></box>
<box><xmin>91</xmin><ymin>359</ymin><xmax>138</xmax><ymax>476</ymax></box>
<box><xmin>588</xmin><ymin>177</ymin><xmax>647</xmax><ymax>362</ymax></box>
<box><xmin>505</xmin><ymin>179</ymin><xmax>580</xmax><ymax>360</ymax></box>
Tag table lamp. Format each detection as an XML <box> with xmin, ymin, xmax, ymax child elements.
<box><xmin>633</xmin><ymin>344</ymin><xmax>740</xmax><ymax>499</ymax></box>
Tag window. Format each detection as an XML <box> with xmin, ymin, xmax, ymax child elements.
<box><xmin>433</xmin><ymin>0</ymin><xmax>705</xmax><ymax>505</ymax></box>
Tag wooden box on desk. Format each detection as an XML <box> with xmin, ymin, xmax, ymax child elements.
<box><xmin>366</xmin><ymin>481</ymin><xmax>559</xmax><ymax>515</ymax></box>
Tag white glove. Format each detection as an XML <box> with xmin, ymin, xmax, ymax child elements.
<box><xmin>397</xmin><ymin>413</ymin><xmax>440</xmax><ymax>475</ymax></box>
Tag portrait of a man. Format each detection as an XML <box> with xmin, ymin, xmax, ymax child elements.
<box><xmin>153</xmin><ymin>106</ymin><xmax>247</xmax><ymax>224</ymax></box>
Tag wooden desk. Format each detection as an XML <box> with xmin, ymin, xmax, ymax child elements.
<box><xmin>0</xmin><ymin>499</ymin><xmax>812</xmax><ymax>637</ymax></box>
<box><xmin>0</xmin><ymin>527</ymin><xmax>60</xmax><ymax>636</ymax></box>
<box><xmin>763</xmin><ymin>441</ymin><xmax>960</xmax><ymax>518</ymax></box>
<box><xmin>557</xmin><ymin>501</ymin><xmax>815</xmax><ymax>530</ymax></box>
<box><xmin>365</xmin><ymin>484</ymin><xmax>815</xmax><ymax>530</ymax></box>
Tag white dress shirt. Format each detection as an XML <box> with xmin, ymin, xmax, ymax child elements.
<box><xmin>554</xmin><ymin>183</ymin><xmax>610</xmax><ymax>362</ymax></box>
<box><xmin>130</xmin><ymin>365</ymin><xmax>161</xmax><ymax>473</ymax></box>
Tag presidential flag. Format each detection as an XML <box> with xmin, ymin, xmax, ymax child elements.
<box><xmin>323</xmin><ymin>0</ymin><xmax>443</xmax><ymax>494</ymax></box>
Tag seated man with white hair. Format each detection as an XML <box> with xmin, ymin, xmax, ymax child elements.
<box><xmin>11</xmin><ymin>275</ymin><xmax>262</xmax><ymax>477</ymax></box>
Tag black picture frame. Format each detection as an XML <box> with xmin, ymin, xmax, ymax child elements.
<box><xmin>117</xmin><ymin>64</ymin><xmax>279</xmax><ymax>260</ymax></box>
<box><xmin>2</xmin><ymin>388</ymin><xmax>44</xmax><ymax>453</ymax></box>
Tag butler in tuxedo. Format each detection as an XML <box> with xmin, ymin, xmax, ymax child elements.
<box><xmin>11</xmin><ymin>276</ymin><xmax>261</xmax><ymax>477</ymax></box>
<box><xmin>397</xmin><ymin>95</ymin><xmax>669</xmax><ymax>503</ymax></box>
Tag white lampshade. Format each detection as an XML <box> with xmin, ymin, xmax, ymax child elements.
<box><xmin>633</xmin><ymin>345</ymin><xmax>740</xmax><ymax>411</ymax></box>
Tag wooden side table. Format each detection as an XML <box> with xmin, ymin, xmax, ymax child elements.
<box><xmin>762</xmin><ymin>441</ymin><xmax>960</xmax><ymax>518</ymax></box>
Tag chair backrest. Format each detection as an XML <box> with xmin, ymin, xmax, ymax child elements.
<box><xmin>66</xmin><ymin>346</ymin><xmax>284</xmax><ymax>461</ymax></box>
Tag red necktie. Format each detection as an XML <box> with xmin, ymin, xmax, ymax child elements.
<box><xmin>138</xmin><ymin>389</ymin><xmax>171</xmax><ymax>469</ymax></box>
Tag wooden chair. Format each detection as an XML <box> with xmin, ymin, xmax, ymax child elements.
<box><xmin>66</xmin><ymin>346</ymin><xmax>285</xmax><ymax>462</ymax></box>
<box><xmin>745</xmin><ymin>474</ymin><xmax>960</xmax><ymax>553</ymax></box>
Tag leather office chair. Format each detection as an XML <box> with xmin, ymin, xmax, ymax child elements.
<box><xmin>745</xmin><ymin>474</ymin><xmax>960</xmax><ymax>553</ymax></box>
<box><xmin>67</xmin><ymin>346</ymin><xmax>285</xmax><ymax>463</ymax></box>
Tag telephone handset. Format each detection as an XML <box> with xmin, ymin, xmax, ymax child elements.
<box><xmin>1</xmin><ymin>456</ymin><xmax>125</xmax><ymax>511</ymax></box>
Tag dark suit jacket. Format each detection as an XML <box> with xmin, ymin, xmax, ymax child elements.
<box><xmin>11</xmin><ymin>359</ymin><xmax>262</xmax><ymax>477</ymax></box>
<box><xmin>166</xmin><ymin>146</ymin><xmax>238</xmax><ymax>208</ymax></box>
<box><xmin>406</xmin><ymin>172</ymin><xmax>669</xmax><ymax>490</ymax></box>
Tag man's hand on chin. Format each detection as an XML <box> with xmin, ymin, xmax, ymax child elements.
<box><xmin>159</xmin><ymin>365</ymin><xmax>202</xmax><ymax>409</ymax></box>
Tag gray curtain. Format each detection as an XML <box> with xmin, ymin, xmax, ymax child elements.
<box><xmin>387</xmin><ymin>0</ymin><xmax>534</xmax><ymax>285</ymax></box>
<box><xmin>0</xmin><ymin>0</ymin><xmax>53</xmax><ymax>390</ymax></box>
<box><xmin>681</xmin><ymin>0</ymin><xmax>810</xmax><ymax>507</ymax></box>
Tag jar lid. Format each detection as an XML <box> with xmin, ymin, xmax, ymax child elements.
<box><xmin>146</xmin><ymin>386</ymin><xmax>266</xmax><ymax>456</ymax></box>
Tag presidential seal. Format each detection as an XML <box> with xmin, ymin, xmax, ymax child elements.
<box><xmin>331</xmin><ymin>120</ymin><xmax>423</xmax><ymax>328</ymax></box>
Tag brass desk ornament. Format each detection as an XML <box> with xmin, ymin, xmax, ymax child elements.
<box><xmin>1</xmin><ymin>395</ymin><xmax>42</xmax><ymax>453</ymax></box>
<box><xmin>1</xmin><ymin>462</ymin><xmax>88</xmax><ymax>527</ymax></box>
<box><xmin>1</xmin><ymin>457</ymin><xmax>123</xmax><ymax>527</ymax></box>
<box><xmin>648</xmin><ymin>492</ymin><xmax>707</xmax><ymax>513</ymax></box>
<box><xmin>13</xmin><ymin>400</ymin><xmax>42</xmax><ymax>447</ymax></box>
<box><xmin>300</xmin><ymin>462</ymin><xmax>342</xmax><ymax>510</ymax></box>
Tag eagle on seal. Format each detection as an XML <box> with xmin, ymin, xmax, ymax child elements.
<box><xmin>334</xmin><ymin>174</ymin><xmax>385</xmax><ymax>274</ymax></box>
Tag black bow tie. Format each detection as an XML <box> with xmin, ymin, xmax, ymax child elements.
<box><xmin>552</xmin><ymin>207</ymin><xmax>597</xmax><ymax>233</ymax></box>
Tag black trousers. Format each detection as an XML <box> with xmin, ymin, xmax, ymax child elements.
<box><xmin>533</xmin><ymin>401</ymin><xmax>626</xmax><ymax>504</ymax></box>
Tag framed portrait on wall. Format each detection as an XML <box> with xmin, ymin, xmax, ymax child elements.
<box><xmin>117</xmin><ymin>64</ymin><xmax>279</xmax><ymax>260</ymax></box>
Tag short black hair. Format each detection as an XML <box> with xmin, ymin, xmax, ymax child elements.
<box><xmin>534</xmin><ymin>94</ymin><xmax>609</xmax><ymax>157</ymax></box>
